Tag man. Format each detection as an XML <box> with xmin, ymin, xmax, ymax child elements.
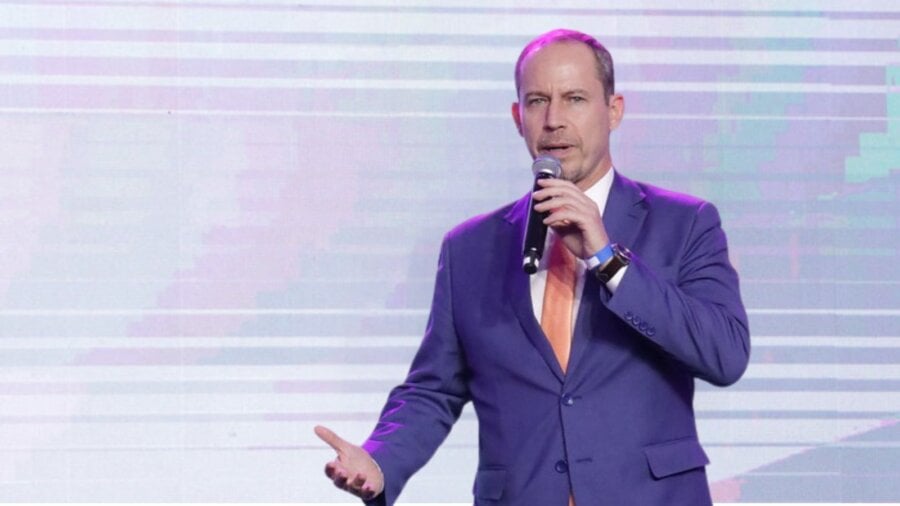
<box><xmin>316</xmin><ymin>29</ymin><xmax>750</xmax><ymax>505</ymax></box>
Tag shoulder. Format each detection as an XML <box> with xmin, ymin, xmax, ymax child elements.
<box><xmin>619</xmin><ymin>173</ymin><xmax>718</xmax><ymax>214</ymax></box>
<box><xmin>632</xmin><ymin>178</ymin><xmax>709</xmax><ymax>211</ymax></box>
<box><xmin>443</xmin><ymin>194</ymin><xmax>527</xmax><ymax>244</ymax></box>
<box><xmin>613</xmin><ymin>172</ymin><xmax>723</xmax><ymax>232</ymax></box>
<box><xmin>618</xmin><ymin>175</ymin><xmax>724</xmax><ymax>234</ymax></box>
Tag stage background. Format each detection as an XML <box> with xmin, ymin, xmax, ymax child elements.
<box><xmin>0</xmin><ymin>0</ymin><xmax>898</xmax><ymax>502</ymax></box>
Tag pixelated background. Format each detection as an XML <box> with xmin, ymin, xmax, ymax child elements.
<box><xmin>0</xmin><ymin>0</ymin><xmax>897</xmax><ymax>502</ymax></box>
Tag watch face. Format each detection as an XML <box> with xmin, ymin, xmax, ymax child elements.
<box><xmin>596</xmin><ymin>244</ymin><xmax>629</xmax><ymax>283</ymax></box>
<box><xmin>611</xmin><ymin>244</ymin><xmax>632</xmax><ymax>262</ymax></box>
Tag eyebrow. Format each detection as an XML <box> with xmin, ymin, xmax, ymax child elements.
<box><xmin>523</xmin><ymin>88</ymin><xmax>591</xmax><ymax>98</ymax></box>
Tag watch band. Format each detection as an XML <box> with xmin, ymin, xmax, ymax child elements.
<box><xmin>594</xmin><ymin>243</ymin><xmax>631</xmax><ymax>283</ymax></box>
<box><xmin>586</xmin><ymin>243</ymin><xmax>614</xmax><ymax>270</ymax></box>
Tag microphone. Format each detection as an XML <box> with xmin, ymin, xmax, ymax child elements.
<box><xmin>522</xmin><ymin>154</ymin><xmax>562</xmax><ymax>274</ymax></box>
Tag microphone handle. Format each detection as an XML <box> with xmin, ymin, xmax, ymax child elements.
<box><xmin>522</xmin><ymin>171</ymin><xmax>556</xmax><ymax>274</ymax></box>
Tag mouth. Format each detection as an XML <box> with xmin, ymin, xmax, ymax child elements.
<box><xmin>538</xmin><ymin>143</ymin><xmax>574</xmax><ymax>157</ymax></box>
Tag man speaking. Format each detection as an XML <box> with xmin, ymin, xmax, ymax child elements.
<box><xmin>316</xmin><ymin>29</ymin><xmax>750</xmax><ymax>505</ymax></box>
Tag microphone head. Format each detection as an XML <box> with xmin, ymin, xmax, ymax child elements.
<box><xmin>531</xmin><ymin>154</ymin><xmax>562</xmax><ymax>178</ymax></box>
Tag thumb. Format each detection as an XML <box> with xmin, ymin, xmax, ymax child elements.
<box><xmin>314</xmin><ymin>425</ymin><xmax>350</xmax><ymax>454</ymax></box>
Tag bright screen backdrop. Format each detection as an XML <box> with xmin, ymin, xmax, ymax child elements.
<box><xmin>0</xmin><ymin>0</ymin><xmax>898</xmax><ymax>502</ymax></box>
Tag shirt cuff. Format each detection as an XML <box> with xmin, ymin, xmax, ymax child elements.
<box><xmin>605</xmin><ymin>265</ymin><xmax>627</xmax><ymax>293</ymax></box>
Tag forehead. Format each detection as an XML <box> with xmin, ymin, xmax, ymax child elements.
<box><xmin>518</xmin><ymin>41</ymin><xmax>601</xmax><ymax>91</ymax></box>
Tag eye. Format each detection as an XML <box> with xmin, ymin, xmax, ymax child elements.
<box><xmin>527</xmin><ymin>97</ymin><xmax>547</xmax><ymax>106</ymax></box>
<box><xmin>569</xmin><ymin>95</ymin><xmax>585</xmax><ymax>103</ymax></box>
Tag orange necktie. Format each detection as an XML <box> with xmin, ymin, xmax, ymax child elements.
<box><xmin>542</xmin><ymin>239</ymin><xmax>578</xmax><ymax>506</ymax></box>
<box><xmin>541</xmin><ymin>237</ymin><xmax>576</xmax><ymax>373</ymax></box>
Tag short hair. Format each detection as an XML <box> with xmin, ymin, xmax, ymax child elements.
<box><xmin>514</xmin><ymin>29</ymin><xmax>615</xmax><ymax>104</ymax></box>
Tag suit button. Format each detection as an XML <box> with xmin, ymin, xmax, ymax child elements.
<box><xmin>632</xmin><ymin>315</ymin><xmax>642</xmax><ymax>325</ymax></box>
<box><xmin>647</xmin><ymin>327</ymin><xmax>656</xmax><ymax>337</ymax></box>
<box><xmin>638</xmin><ymin>322</ymin><xmax>648</xmax><ymax>331</ymax></box>
<box><xmin>561</xmin><ymin>393</ymin><xmax>575</xmax><ymax>406</ymax></box>
<box><xmin>624</xmin><ymin>311</ymin><xmax>633</xmax><ymax>321</ymax></box>
<box><xmin>554</xmin><ymin>460</ymin><xmax>568</xmax><ymax>473</ymax></box>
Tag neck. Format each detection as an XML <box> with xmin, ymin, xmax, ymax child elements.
<box><xmin>575</xmin><ymin>159</ymin><xmax>613</xmax><ymax>191</ymax></box>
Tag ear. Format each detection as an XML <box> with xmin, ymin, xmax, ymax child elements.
<box><xmin>511</xmin><ymin>102</ymin><xmax>524</xmax><ymax>136</ymax></box>
<box><xmin>608</xmin><ymin>94</ymin><xmax>624</xmax><ymax>131</ymax></box>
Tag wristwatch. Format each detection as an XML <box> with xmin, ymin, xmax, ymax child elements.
<box><xmin>593</xmin><ymin>243</ymin><xmax>631</xmax><ymax>283</ymax></box>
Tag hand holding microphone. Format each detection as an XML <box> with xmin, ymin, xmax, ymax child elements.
<box><xmin>523</xmin><ymin>156</ymin><xmax>610</xmax><ymax>273</ymax></box>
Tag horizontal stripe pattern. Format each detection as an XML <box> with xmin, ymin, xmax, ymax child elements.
<box><xmin>0</xmin><ymin>0</ymin><xmax>897</xmax><ymax>502</ymax></box>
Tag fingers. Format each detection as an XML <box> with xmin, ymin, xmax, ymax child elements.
<box><xmin>542</xmin><ymin>208</ymin><xmax>581</xmax><ymax>227</ymax></box>
<box><xmin>314</xmin><ymin>425</ymin><xmax>348</xmax><ymax>454</ymax></box>
<box><xmin>324</xmin><ymin>460</ymin><xmax>339</xmax><ymax>479</ymax></box>
<box><xmin>325</xmin><ymin>461</ymin><xmax>351</xmax><ymax>490</ymax></box>
<box><xmin>317</xmin><ymin>426</ymin><xmax>384</xmax><ymax>499</ymax></box>
<box><xmin>334</xmin><ymin>470</ymin><xmax>349</xmax><ymax>489</ymax></box>
<box><xmin>535</xmin><ymin>177</ymin><xmax>579</xmax><ymax>190</ymax></box>
<box><xmin>360</xmin><ymin>485</ymin><xmax>377</xmax><ymax>500</ymax></box>
<box><xmin>533</xmin><ymin>190</ymin><xmax>597</xmax><ymax>222</ymax></box>
<box><xmin>345</xmin><ymin>472</ymin><xmax>373</xmax><ymax>498</ymax></box>
<box><xmin>533</xmin><ymin>179</ymin><xmax>593</xmax><ymax>212</ymax></box>
<box><xmin>533</xmin><ymin>178</ymin><xmax>609</xmax><ymax>256</ymax></box>
<box><xmin>324</xmin><ymin>461</ymin><xmax>375</xmax><ymax>499</ymax></box>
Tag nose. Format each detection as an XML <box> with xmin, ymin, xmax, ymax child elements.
<box><xmin>543</xmin><ymin>99</ymin><xmax>564</xmax><ymax>131</ymax></box>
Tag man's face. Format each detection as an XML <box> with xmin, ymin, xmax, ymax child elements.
<box><xmin>512</xmin><ymin>41</ymin><xmax>623</xmax><ymax>190</ymax></box>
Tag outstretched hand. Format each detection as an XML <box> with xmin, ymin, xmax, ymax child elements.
<box><xmin>315</xmin><ymin>425</ymin><xmax>384</xmax><ymax>500</ymax></box>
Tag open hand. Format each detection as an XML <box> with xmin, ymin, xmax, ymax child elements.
<box><xmin>315</xmin><ymin>425</ymin><xmax>384</xmax><ymax>500</ymax></box>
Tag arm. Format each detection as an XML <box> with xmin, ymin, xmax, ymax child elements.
<box><xmin>603</xmin><ymin>202</ymin><xmax>750</xmax><ymax>386</ymax></box>
<box><xmin>534</xmin><ymin>178</ymin><xmax>749</xmax><ymax>386</ymax></box>
<box><xmin>360</xmin><ymin>238</ymin><xmax>471</xmax><ymax>505</ymax></box>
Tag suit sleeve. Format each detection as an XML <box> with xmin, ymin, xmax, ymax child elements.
<box><xmin>361</xmin><ymin>238</ymin><xmax>471</xmax><ymax>506</ymax></box>
<box><xmin>602</xmin><ymin>201</ymin><xmax>750</xmax><ymax>386</ymax></box>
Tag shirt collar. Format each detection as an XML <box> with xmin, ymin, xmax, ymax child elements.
<box><xmin>585</xmin><ymin>165</ymin><xmax>615</xmax><ymax>215</ymax></box>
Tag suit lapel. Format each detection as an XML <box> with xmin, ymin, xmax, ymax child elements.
<box><xmin>567</xmin><ymin>172</ymin><xmax>647</xmax><ymax>377</ymax></box>
<box><xmin>504</xmin><ymin>194</ymin><xmax>567</xmax><ymax>383</ymax></box>
<box><xmin>601</xmin><ymin>172</ymin><xmax>648</xmax><ymax>251</ymax></box>
<box><xmin>503</xmin><ymin>173</ymin><xmax>648</xmax><ymax>383</ymax></box>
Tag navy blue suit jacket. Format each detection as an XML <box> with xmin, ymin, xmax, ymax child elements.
<box><xmin>363</xmin><ymin>172</ymin><xmax>750</xmax><ymax>505</ymax></box>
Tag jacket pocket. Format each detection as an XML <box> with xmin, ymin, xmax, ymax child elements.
<box><xmin>472</xmin><ymin>468</ymin><xmax>506</xmax><ymax>500</ymax></box>
<box><xmin>643</xmin><ymin>436</ymin><xmax>710</xmax><ymax>479</ymax></box>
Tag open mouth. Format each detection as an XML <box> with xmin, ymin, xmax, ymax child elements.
<box><xmin>539</xmin><ymin>144</ymin><xmax>573</xmax><ymax>156</ymax></box>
